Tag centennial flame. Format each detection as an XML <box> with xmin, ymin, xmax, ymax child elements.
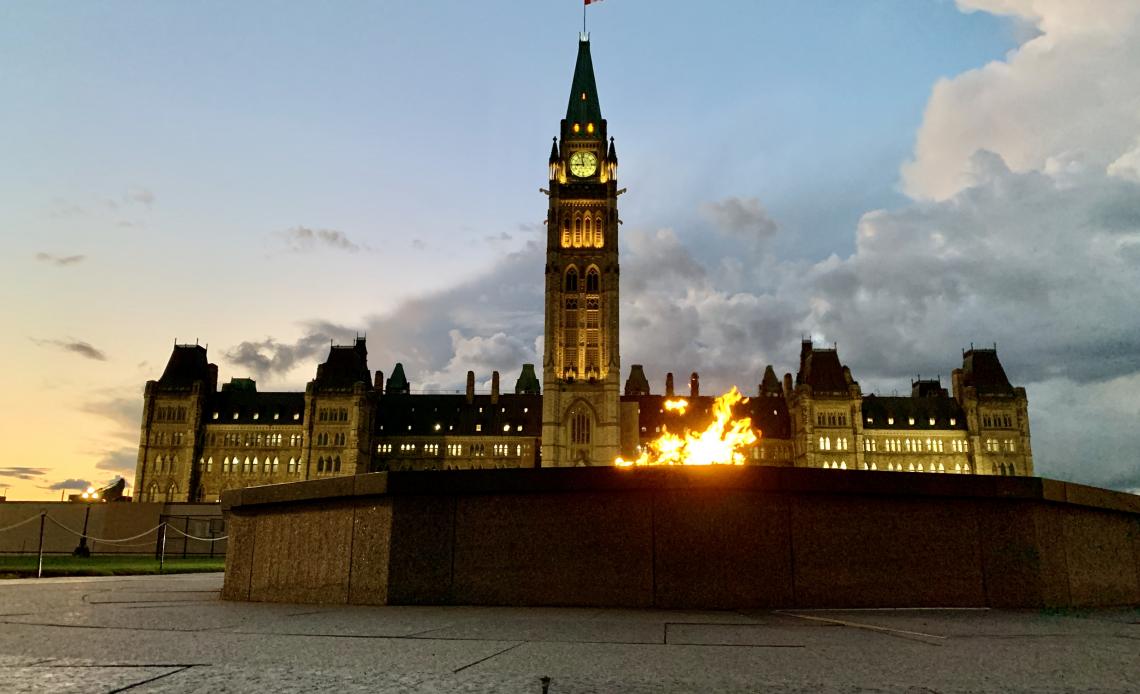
<box><xmin>616</xmin><ymin>387</ymin><xmax>758</xmax><ymax>466</ymax></box>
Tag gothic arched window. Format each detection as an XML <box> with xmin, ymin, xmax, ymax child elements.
<box><xmin>586</xmin><ymin>267</ymin><xmax>600</xmax><ymax>292</ymax></box>
<box><xmin>594</xmin><ymin>218</ymin><xmax>604</xmax><ymax>247</ymax></box>
<box><xmin>565</xmin><ymin>266</ymin><xmax>578</xmax><ymax>292</ymax></box>
<box><xmin>561</xmin><ymin>219</ymin><xmax>571</xmax><ymax>248</ymax></box>
<box><xmin>570</xmin><ymin>409</ymin><xmax>592</xmax><ymax>445</ymax></box>
<box><xmin>573</xmin><ymin>217</ymin><xmax>583</xmax><ymax>247</ymax></box>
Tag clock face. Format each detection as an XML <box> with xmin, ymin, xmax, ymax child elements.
<box><xmin>569</xmin><ymin>151</ymin><xmax>598</xmax><ymax>178</ymax></box>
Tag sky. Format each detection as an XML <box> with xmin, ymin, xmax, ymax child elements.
<box><xmin>3</xmin><ymin>0</ymin><xmax>1140</xmax><ymax>499</ymax></box>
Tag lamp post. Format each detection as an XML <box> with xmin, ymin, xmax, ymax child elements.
<box><xmin>72</xmin><ymin>486</ymin><xmax>99</xmax><ymax>558</ymax></box>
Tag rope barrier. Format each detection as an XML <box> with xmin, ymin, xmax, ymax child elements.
<box><xmin>163</xmin><ymin>525</ymin><xmax>228</xmax><ymax>543</ymax></box>
<box><xmin>44</xmin><ymin>516</ymin><xmax>164</xmax><ymax>544</ymax></box>
<box><xmin>2</xmin><ymin>514</ymin><xmax>227</xmax><ymax>544</ymax></box>
<box><xmin>0</xmin><ymin>514</ymin><xmax>43</xmax><ymax>535</ymax></box>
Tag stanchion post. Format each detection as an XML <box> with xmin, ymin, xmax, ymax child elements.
<box><xmin>158</xmin><ymin>522</ymin><xmax>167</xmax><ymax>573</ymax></box>
<box><xmin>37</xmin><ymin>512</ymin><xmax>46</xmax><ymax>579</ymax></box>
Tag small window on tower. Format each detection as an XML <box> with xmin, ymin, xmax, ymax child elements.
<box><xmin>565</xmin><ymin>267</ymin><xmax>579</xmax><ymax>292</ymax></box>
<box><xmin>587</xmin><ymin>123</ymin><xmax>595</xmax><ymax>134</ymax></box>
<box><xmin>580</xmin><ymin>92</ymin><xmax>587</xmax><ymax>101</ymax></box>
<box><xmin>573</xmin><ymin>123</ymin><xmax>581</xmax><ymax>133</ymax></box>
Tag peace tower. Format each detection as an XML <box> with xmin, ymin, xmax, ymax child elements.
<box><xmin>540</xmin><ymin>35</ymin><xmax>622</xmax><ymax>466</ymax></box>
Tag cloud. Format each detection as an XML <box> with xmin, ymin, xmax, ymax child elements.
<box><xmin>45</xmin><ymin>478</ymin><xmax>92</xmax><ymax>491</ymax></box>
<box><xmin>78</xmin><ymin>397</ymin><xmax>142</xmax><ymax>441</ymax></box>
<box><xmin>224</xmin><ymin>322</ymin><xmax>361</xmax><ymax>380</ymax></box>
<box><xmin>35</xmin><ymin>252</ymin><xmax>86</xmax><ymax>266</ymax></box>
<box><xmin>32</xmin><ymin>338</ymin><xmax>108</xmax><ymax>362</ymax></box>
<box><xmin>94</xmin><ymin>448</ymin><xmax>137</xmax><ymax>477</ymax></box>
<box><xmin>126</xmin><ymin>187</ymin><xmax>155</xmax><ymax>208</ymax></box>
<box><xmin>903</xmin><ymin>0</ymin><xmax>1140</xmax><ymax>200</ymax></box>
<box><xmin>0</xmin><ymin>467</ymin><xmax>48</xmax><ymax>481</ymax></box>
<box><xmin>484</xmin><ymin>231</ymin><xmax>513</xmax><ymax>242</ymax></box>
<box><xmin>701</xmin><ymin>196</ymin><xmax>779</xmax><ymax>241</ymax></box>
<box><xmin>278</xmin><ymin>226</ymin><xmax>364</xmax><ymax>253</ymax></box>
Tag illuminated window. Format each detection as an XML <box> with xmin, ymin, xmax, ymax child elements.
<box><xmin>908</xmin><ymin>417</ymin><xmax>915</xmax><ymax>426</ymax></box>
<box><xmin>594</xmin><ymin>218</ymin><xmax>604</xmax><ymax>247</ymax></box>
<box><xmin>573</xmin><ymin>123</ymin><xmax>580</xmax><ymax>133</ymax></box>
<box><xmin>887</xmin><ymin>417</ymin><xmax>894</xmax><ymax>425</ymax></box>
<box><xmin>586</xmin><ymin>122</ymin><xmax>595</xmax><ymax>134</ymax></box>
<box><xmin>950</xmin><ymin>418</ymin><xmax>957</xmax><ymax>426</ymax></box>
<box><xmin>929</xmin><ymin>418</ymin><xmax>935</xmax><ymax>426</ymax></box>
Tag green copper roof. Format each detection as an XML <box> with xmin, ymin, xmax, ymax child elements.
<box><xmin>566</xmin><ymin>38</ymin><xmax>602</xmax><ymax>131</ymax></box>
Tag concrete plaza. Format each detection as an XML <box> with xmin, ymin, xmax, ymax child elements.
<box><xmin>0</xmin><ymin>573</ymin><xmax>1136</xmax><ymax>693</ymax></box>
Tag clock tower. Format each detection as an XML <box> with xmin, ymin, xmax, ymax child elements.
<box><xmin>541</xmin><ymin>35</ymin><xmax>622</xmax><ymax>467</ymax></box>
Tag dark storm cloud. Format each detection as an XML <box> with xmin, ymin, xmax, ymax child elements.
<box><xmin>224</xmin><ymin>323</ymin><xmax>360</xmax><ymax>379</ymax></box>
<box><xmin>35</xmin><ymin>252</ymin><xmax>86</xmax><ymax>266</ymax></box>
<box><xmin>45</xmin><ymin>478</ymin><xmax>92</xmax><ymax>491</ymax></box>
<box><xmin>803</xmin><ymin>156</ymin><xmax>1140</xmax><ymax>387</ymax></box>
<box><xmin>94</xmin><ymin>448</ymin><xmax>137</xmax><ymax>475</ymax></box>
<box><xmin>0</xmin><ymin>467</ymin><xmax>49</xmax><ymax>481</ymax></box>
<box><xmin>701</xmin><ymin>197</ymin><xmax>778</xmax><ymax>241</ymax></box>
<box><xmin>279</xmin><ymin>226</ymin><xmax>364</xmax><ymax>253</ymax></box>
<box><xmin>32</xmin><ymin>338</ymin><xmax>108</xmax><ymax>361</ymax></box>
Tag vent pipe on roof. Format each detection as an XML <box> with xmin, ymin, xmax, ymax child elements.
<box><xmin>491</xmin><ymin>371</ymin><xmax>500</xmax><ymax>404</ymax></box>
<box><xmin>466</xmin><ymin>371</ymin><xmax>475</xmax><ymax>403</ymax></box>
<box><xmin>374</xmin><ymin>370</ymin><xmax>384</xmax><ymax>392</ymax></box>
<box><xmin>665</xmin><ymin>372</ymin><xmax>675</xmax><ymax>397</ymax></box>
<box><xmin>690</xmin><ymin>372</ymin><xmax>699</xmax><ymax>398</ymax></box>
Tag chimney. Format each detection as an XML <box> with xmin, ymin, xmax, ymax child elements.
<box><xmin>466</xmin><ymin>371</ymin><xmax>475</xmax><ymax>404</ymax></box>
<box><xmin>491</xmin><ymin>371</ymin><xmax>500</xmax><ymax>404</ymax></box>
<box><xmin>783</xmin><ymin>373</ymin><xmax>793</xmax><ymax>396</ymax></box>
<box><xmin>374</xmin><ymin>370</ymin><xmax>384</xmax><ymax>391</ymax></box>
<box><xmin>665</xmin><ymin>372</ymin><xmax>675</xmax><ymax>397</ymax></box>
<box><xmin>690</xmin><ymin>372</ymin><xmax>699</xmax><ymax>398</ymax></box>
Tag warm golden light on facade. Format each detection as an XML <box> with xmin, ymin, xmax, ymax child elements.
<box><xmin>616</xmin><ymin>387</ymin><xmax>758</xmax><ymax>467</ymax></box>
<box><xmin>587</xmin><ymin>122</ymin><xmax>595</xmax><ymax>133</ymax></box>
<box><xmin>663</xmin><ymin>399</ymin><xmax>688</xmax><ymax>414</ymax></box>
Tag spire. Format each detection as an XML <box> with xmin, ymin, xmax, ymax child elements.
<box><xmin>549</xmin><ymin>137</ymin><xmax>560</xmax><ymax>164</ymax></box>
<box><xmin>606</xmin><ymin>136</ymin><xmax>618</xmax><ymax>163</ymax></box>
<box><xmin>566</xmin><ymin>37</ymin><xmax>602</xmax><ymax>134</ymax></box>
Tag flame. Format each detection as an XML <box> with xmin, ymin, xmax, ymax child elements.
<box><xmin>616</xmin><ymin>387</ymin><xmax>758</xmax><ymax>466</ymax></box>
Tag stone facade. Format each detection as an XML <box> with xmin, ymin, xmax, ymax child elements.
<box><xmin>133</xmin><ymin>35</ymin><xmax>1032</xmax><ymax>501</ymax></box>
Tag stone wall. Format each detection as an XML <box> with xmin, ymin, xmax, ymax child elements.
<box><xmin>221</xmin><ymin>467</ymin><xmax>1140</xmax><ymax>609</ymax></box>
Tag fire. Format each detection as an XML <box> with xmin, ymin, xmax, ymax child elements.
<box><xmin>616</xmin><ymin>387</ymin><xmax>758</xmax><ymax>466</ymax></box>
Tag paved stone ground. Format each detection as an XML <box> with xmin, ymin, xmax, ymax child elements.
<box><xmin>0</xmin><ymin>573</ymin><xmax>1136</xmax><ymax>693</ymax></box>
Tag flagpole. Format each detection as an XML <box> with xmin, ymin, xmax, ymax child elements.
<box><xmin>583</xmin><ymin>1</ymin><xmax>586</xmax><ymax>35</ymax></box>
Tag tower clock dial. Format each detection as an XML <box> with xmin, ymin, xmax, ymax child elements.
<box><xmin>569</xmin><ymin>151</ymin><xmax>598</xmax><ymax>178</ymax></box>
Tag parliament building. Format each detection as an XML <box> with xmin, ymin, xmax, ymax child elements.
<box><xmin>133</xmin><ymin>36</ymin><xmax>1032</xmax><ymax>502</ymax></box>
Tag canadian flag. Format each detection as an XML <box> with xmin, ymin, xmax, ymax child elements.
<box><xmin>584</xmin><ymin>0</ymin><xmax>603</xmax><ymax>5</ymax></box>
